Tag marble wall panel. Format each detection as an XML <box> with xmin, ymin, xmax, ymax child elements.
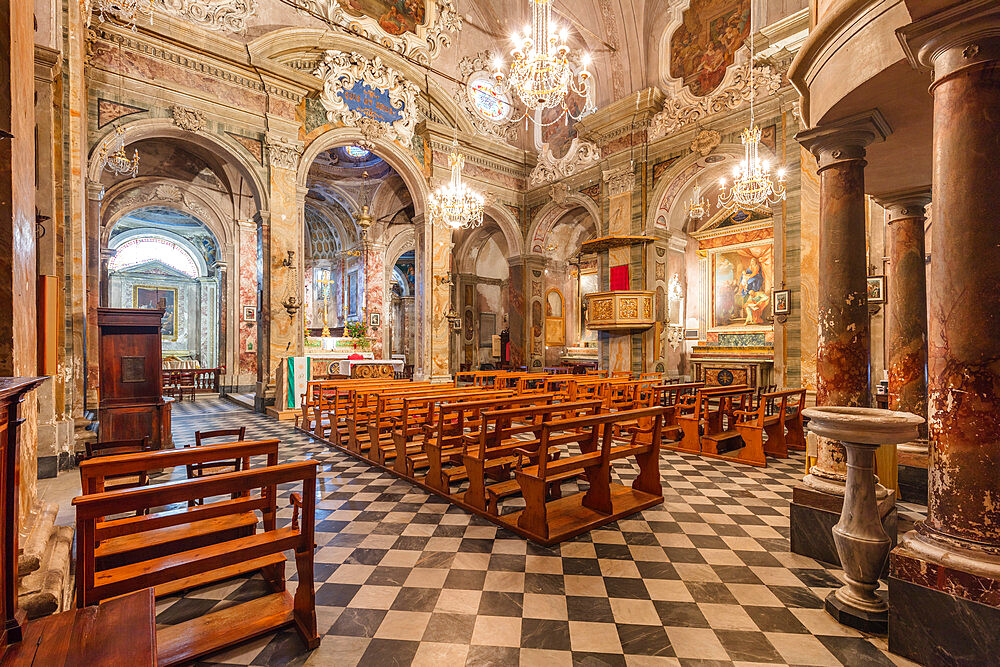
<box><xmin>365</xmin><ymin>242</ymin><xmax>385</xmax><ymax>358</ymax></box>
<box><xmin>799</xmin><ymin>147</ymin><xmax>820</xmax><ymax>397</ymax></box>
<box><xmin>267</xmin><ymin>164</ymin><xmax>302</xmax><ymax>389</ymax></box>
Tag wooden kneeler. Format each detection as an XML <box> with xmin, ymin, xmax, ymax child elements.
<box><xmin>73</xmin><ymin>461</ymin><xmax>320</xmax><ymax>666</ymax></box>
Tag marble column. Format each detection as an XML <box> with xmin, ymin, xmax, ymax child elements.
<box><xmin>85</xmin><ymin>180</ymin><xmax>104</xmax><ymax>408</ymax></box>
<box><xmin>790</xmin><ymin>112</ymin><xmax>892</xmax><ymax>567</ymax></box>
<box><xmin>879</xmin><ymin>192</ymin><xmax>930</xmax><ymax>445</ymax></box>
<box><xmin>890</xmin><ymin>8</ymin><xmax>1000</xmax><ymax>663</ymax></box>
<box><xmin>364</xmin><ymin>240</ymin><xmax>386</xmax><ymax>358</ymax></box>
<box><xmin>506</xmin><ymin>256</ymin><xmax>527</xmax><ymax>369</ymax></box>
<box><xmin>413</xmin><ymin>213</ymin><xmax>451</xmax><ymax>382</ymax></box>
<box><xmin>796</xmin><ymin>111</ymin><xmax>890</xmax><ymax>494</ymax></box>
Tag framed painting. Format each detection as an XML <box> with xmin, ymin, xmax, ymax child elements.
<box><xmin>867</xmin><ymin>275</ymin><xmax>886</xmax><ymax>304</ymax></box>
<box><xmin>709</xmin><ymin>240</ymin><xmax>774</xmax><ymax>330</ymax></box>
<box><xmin>772</xmin><ymin>289</ymin><xmax>790</xmax><ymax>315</ymax></box>
<box><xmin>133</xmin><ymin>286</ymin><xmax>178</xmax><ymax>341</ymax></box>
<box><xmin>369</xmin><ymin>312</ymin><xmax>380</xmax><ymax>327</ymax></box>
<box><xmin>243</xmin><ymin>305</ymin><xmax>257</xmax><ymax>322</ymax></box>
<box><xmin>347</xmin><ymin>270</ymin><xmax>359</xmax><ymax>316</ymax></box>
<box><xmin>479</xmin><ymin>313</ymin><xmax>496</xmax><ymax>347</ymax></box>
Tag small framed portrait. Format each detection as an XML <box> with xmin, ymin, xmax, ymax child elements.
<box><xmin>369</xmin><ymin>312</ymin><xmax>380</xmax><ymax>328</ymax></box>
<box><xmin>867</xmin><ymin>276</ymin><xmax>886</xmax><ymax>304</ymax></box>
<box><xmin>772</xmin><ymin>289</ymin><xmax>790</xmax><ymax>315</ymax></box>
<box><xmin>242</xmin><ymin>305</ymin><xmax>257</xmax><ymax>322</ymax></box>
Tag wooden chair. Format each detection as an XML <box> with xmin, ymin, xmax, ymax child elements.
<box><xmin>83</xmin><ymin>437</ymin><xmax>154</xmax><ymax>493</ymax></box>
<box><xmin>74</xmin><ymin>460</ymin><xmax>319</xmax><ymax>666</ymax></box>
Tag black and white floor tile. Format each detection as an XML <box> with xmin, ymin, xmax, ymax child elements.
<box><xmin>155</xmin><ymin>397</ymin><xmax>921</xmax><ymax>667</ymax></box>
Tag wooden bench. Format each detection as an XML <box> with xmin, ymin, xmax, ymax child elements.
<box><xmin>420</xmin><ymin>394</ymin><xmax>559</xmax><ymax>494</ymax></box>
<box><xmin>505</xmin><ymin>406</ymin><xmax>668</xmax><ymax>543</ymax></box>
<box><xmin>300</xmin><ymin>379</ymin><xmax>428</xmax><ymax>442</ymax></box>
<box><xmin>673</xmin><ymin>385</ymin><xmax>749</xmax><ymax>455</ymax></box>
<box><xmin>462</xmin><ymin>400</ymin><xmax>603</xmax><ymax>512</ymax></box>
<box><xmin>693</xmin><ymin>387</ymin><xmax>758</xmax><ymax>464</ymax></box>
<box><xmin>781</xmin><ymin>388</ymin><xmax>807</xmax><ymax>451</ymax></box>
<box><xmin>733</xmin><ymin>388</ymin><xmax>806</xmax><ymax>460</ymax></box>
<box><xmin>73</xmin><ymin>461</ymin><xmax>320</xmax><ymax>666</ymax></box>
<box><xmin>78</xmin><ymin>440</ymin><xmax>279</xmax><ymax>573</ymax></box>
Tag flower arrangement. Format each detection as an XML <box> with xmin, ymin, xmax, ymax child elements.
<box><xmin>344</xmin><ymin>320</ymin><xmax>368</xmax><ymax>341</ymax></box>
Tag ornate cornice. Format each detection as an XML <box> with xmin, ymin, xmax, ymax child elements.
<box><xmin>650</xmin><ymin>62</ymin><xmax>783</xmax><ymax>139</ymax></box>
<box><xmin>292</xmin><ymin>0</ymin><xmax>461</xmax><ymax>64</ymax></box>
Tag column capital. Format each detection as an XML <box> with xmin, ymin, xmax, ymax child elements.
<box><xmin>874</xmin><ymin>187</ymin><xmax>932</xmax><ymax>222</ymax></box>
<box><xmin>795</xmin><ymin>110</ymin><xmax>891</xmax><ymax>171</ymax></box>
<box><xmin>86</xmin><ymin>179</ymin><xmax>105</xmax><ymax>201</ymax></box>
<box><xmin>897</xmin><ymin>0</ymin><xmax>1000</xmax><ymax>84</ymax></box>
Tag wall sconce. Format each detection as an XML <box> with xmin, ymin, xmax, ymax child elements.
<box><xmin>281</xmin><ymin>250</ymin><xmax>295</xmax><ymax>268</ymax></box>
<box><xmin>445</xmin><ymin>305</ymin><xmax>461</xmax><ymax>330</ymax></box>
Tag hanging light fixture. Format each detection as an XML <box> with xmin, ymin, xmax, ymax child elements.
<box><xmin>427</xmin><ymin>142</ymin><xmax>485</xmax><ymax>230</ymax></box>
<box><xmin>717</xmin><ymin>6</ymin><xmax>786</xmax><ymax>212</ymax></box>
<box><xmin>355</xmin><ymin>170</ymin><xmax>375</xmax><ymax>235</ymax></box>
<box><xmin>97</xmin><ymin>124</ymin><xmax>140</xmax><ymax>178</ymax></box>
<box><xmin>94</xmin><ymin>0</ymin><xmax>154</xmax><ymax>31</ymax></box>
<box><xmin>490</xmin><ymin>0</ymin><xmax>594</xmax><ymax>125</ymax></box>
<box><xmin>687</xmin><ymin>182</ymin><xmax>709</xmax><ymax>221</ymax></box>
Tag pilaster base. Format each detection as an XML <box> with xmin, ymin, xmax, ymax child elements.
<box><xmin>889</xmin><ymin>570</ymin><xmax>1000</xmax><ymax>665</ymax></box>
<box><xmin>790</xmin><ymin>484</ymin><xmax>897</xmax><ymax>569</ymax></box>
<box><xmin>825</xmin><ymin>590</ymin><xmax>888</xmax><ymax>634</ymax></box>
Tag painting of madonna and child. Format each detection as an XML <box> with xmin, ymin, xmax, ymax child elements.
<box><xmin>711</xmin><ymin>244</ymin><xmax>773</xmax><ymax>328</ymax></box>
<box><xmin>343</xmin><ymin>0</ymin><xmax>426</xmax><ymax>36</ymax></box>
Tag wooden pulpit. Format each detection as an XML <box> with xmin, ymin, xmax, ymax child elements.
<box><xmin>97</xmin><ymin>308</ymin><xmax>168</xmax><ymax>448</ymax></box>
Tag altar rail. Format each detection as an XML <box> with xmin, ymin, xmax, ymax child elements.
<box><xmin>162</xmin><ymin>368</ymin><xmax>221</xmax><ymax>397</ymax></box>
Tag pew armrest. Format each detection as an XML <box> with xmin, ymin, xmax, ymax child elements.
<box><xmin>290</xmin><ymin>493</ymin><xmax>302</xmax><ymax>531</ymax></box>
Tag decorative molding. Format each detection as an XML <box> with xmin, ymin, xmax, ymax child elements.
<box><xmin>266</xmin><ymin>136</ymin><xmax>303</xmax><ymax>171</ymax></box>
<box><xmin>313</xmin><ymin>50</ymin><xmax>420</xmax><ymax>147</ymax></box>
<box><xmin>529</xmin><ymin>139</ymin><xmax>601</xmax><ymax>186</ymax></box>
<box><xmin>690</xmin><ymin>129</ymin><xmax>721</xmax><ymax>156</ymax></box>
<box><xmin>292</xmin><ymin>0</ymin><xmax>461</xmax><ymax>63</ymax></box>
<box><xmin>650</xmin><ymin>62</ymin><xmax>783</xmax><ymax>139</ymax></box>
<box><xmin>603</xmin><ymin>162</ymin><xmax>636</xmax><ymax>197</ymax></box>
<box><xmin>158</xmin><ymin>0</ymin><xmax>256</xmax><ymax>33</ymax></box>
<box><xmin>456</xmin><ymin>51</ymin><xmax>516</xmax><ymax>144</ymax></box>
<box><xmin>171</xmin><ymin>105</ymin><xmax>207</xmax><ymax>132</ymax></box>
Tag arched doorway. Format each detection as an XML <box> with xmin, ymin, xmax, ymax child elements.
<box><xmin>106</xmin><ymin>207</ymin><xmax>222</xmax><ymax>371</ymax></box>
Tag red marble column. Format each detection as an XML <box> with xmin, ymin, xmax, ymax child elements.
<box><xmin>796</xmin><ymin>112</ymin><xmax>889</xmax><ymax>493</ymax></box>
<box><xmin>880</xmin><ymin>193</ymin><xmax>930</xmax><ymax>441</ymax></box>
<box><xmin>85</xmin><ymin>181</ymin><xmax>103</xmax><ymax>408</ymax></box>
<box><xmin>890</xmin><ymin>8</ymin><xmax>1000</xmax><ymax>663</ymax></box>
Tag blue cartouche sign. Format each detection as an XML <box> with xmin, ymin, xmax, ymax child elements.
<box><xmin>339</xmin><ymin>80</ymin><xmax>403</xmax><ymax>125</ymax></box>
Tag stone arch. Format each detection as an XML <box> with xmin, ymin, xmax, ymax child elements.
<box><xmin>526</xmin><ymin>193</ymin><xmax>601</xmax><ymax>255</ymax></box>
<box><xmin>484</xmin><ymin>204</ymin><xmax>524</xmax><ymax>258</ymax></box>
<box><xmin>88</xmin><ymin>119</ymin><xmax>267</xmax><ymax>210</ymax></box>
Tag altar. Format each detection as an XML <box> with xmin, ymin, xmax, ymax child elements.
<box><xmin>338</xmin><ymin>358</ymin><xmax>403</xmax><ymax>378</ymax></box>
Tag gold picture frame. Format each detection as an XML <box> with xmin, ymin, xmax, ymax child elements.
<box><xmin>133</xmin><ymin>285</ymin><xmax>179</xmax><ymax>341</ymax></box>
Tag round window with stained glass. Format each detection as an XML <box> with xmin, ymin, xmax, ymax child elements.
<box><xmin>467</xmin><ymin>74</ymin><xmax>512</xmax><ymax>123</ymax></box>
<box><xmin>343</xmin><ymin>146</ymin><xmax>371</xmax><ymax>160</ymax></box>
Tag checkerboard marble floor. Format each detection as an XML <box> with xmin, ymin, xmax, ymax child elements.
<box><xmin>157</xmin><ymin>397</ymin><xmax>922</xmax><ymax>667</ymax></box>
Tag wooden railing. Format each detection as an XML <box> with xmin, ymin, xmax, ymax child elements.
<box><xmin>162</xmin><ymin>367</ymin><xmax>221</xmax><ymax>396</ymax></box>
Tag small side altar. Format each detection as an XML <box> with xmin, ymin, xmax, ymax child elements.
<box><xmin>689</xmin><ymin>210</ymin><xmax>776</xmax><ymax>389</ymax></box>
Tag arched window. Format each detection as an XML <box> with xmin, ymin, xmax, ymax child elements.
<box><xmin>468</xmin><ymin>74</ymin><xmax>512</xmax><ymax>123</ymax></box>
<box><xmin>109</xmin><ymin>236</ymin><xmax>200</xmax><ymax>277</ymax></box>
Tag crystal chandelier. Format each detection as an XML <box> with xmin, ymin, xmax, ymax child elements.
<box><xmin>687</xmin><ymin>183</ymin><xmax>708</xmax><ymax>220</ymax></box>
<box><xmin>428</xmin><ymin>143</ymin><xmax>485</xmax><ymax>230</ymax></box>
<box><xmin>98</xmin><ymin>124</ymin><xmax>140</xmax><ymax>178</ymax></box>
<box><xmin>94</xmin><ymin>0</ymin><xmax>154</xmax><ymax>30</ymax></box>
<box><xmin>490</xmin><ymin>0</ymin><xmax>594</xmax><ymax>124</ymax></box>
<box><xmin>717</xmin><ymin>6</ymin><xmax>786</xmax><ymax>212</ymax></box>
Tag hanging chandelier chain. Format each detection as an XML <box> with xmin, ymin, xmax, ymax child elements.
<box><xmin>428</xmin><ymin>142</ymin><xmax>485</xmax><ymax>231</ymax></box>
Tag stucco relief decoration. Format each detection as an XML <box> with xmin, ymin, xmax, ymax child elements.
<box><xmin>691</xmin><ymin>129</ymin><xmax>721</xmax><ymax>156</ymax></box>
<box><xmin>529</xmin><ymin>138</ymin><xmax>601</xmax><ymax>186</ymax></box>
<box><xmin>172</xmin><ymin>105</ymin><xmax>206</xmax><ymax>132</ymax></box>
<box><xmin>158</xmin><ymin>0</ymin><xmax>256</xmax><ymax>33</ymax></box>
<box><xmin>603</xmin><ymin>163</ymin><xmax>636</xmax><ymax>197</ymax></box>
<box><xmin>104</xmin><ymin>182</ymin><xmax>210</xmax><ymax>224</ymax></box>
<box><xmin>456</xmin><ymin>52</ymin><xmax>516</xmax><ymax>143</ymax></box>
<box><xmin>293</xmin><ymin>0</ymin><xmax>461</xmax><ymax>63</ymax></box>
<box><xmin>313</xmin><ymin>50</ymin><xmax>420</xmax><ymax>147</ymax></box>
<box><xmin>650</xmin><ymin>61</ymin><xmax>782</xmax><ymax>139</ymax></box>
<box><xmin>266</xmin><ymin>137</ymin><xmax>303</xmax><ymax>171</ymax></box>
<box><xmin>550</xmin><ymin>182</ymin><xmax>570</xmax><ymax>207</ymax></box>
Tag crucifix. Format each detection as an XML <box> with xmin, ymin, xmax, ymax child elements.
<box><xmin>318</xmin><ymin>268</ymin><xmax>336</xmax><ymax>337</ymax></box>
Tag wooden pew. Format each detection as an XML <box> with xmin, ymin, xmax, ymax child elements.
<box><xmin>78</xmin><ymin>440</ymin><xmax>280</xmax><ymax>573</ymax></box>
<box><xmin>506</xmin><ymin>406</ymin><xmax>668</xmax><ymax>543</ymax></box>
<box><xmin>301</xmin><ymin>379</ymin><xmax>427</xmax><ymax>443</ymax></box>
<box><xmin>782</xmin><ymin>388</ymin><xmax>807</xmax><ymax>450</ymax></box>
<box><xmin>652</xmin><ymin>382</ymin><xmax>704</xmax><ymax>441</ymax></box>
<box><xmin>672</xmin><ymin>385</ymin><xmax>749</xmax><ymax>454</ymax></box>
<box><xmin>421</xmin><ymin>394</ymin><xmax>559</xmax><ymax>494</ymax></box>
<box><xmin>463</xmin><ymin>400</ymin><xmax>603</xmax><ymax>512</ymax></box>
<box><xmin>733</xmin><ymin>388</ymin><xmax>806</xmax><ymax>460</ymax></box>
<box><xmin>696</xmin><ymin>387</ymin><xmax>758</xmax><ymax>465</ymax></box>
<box><xmin>73</xmin><ymin>461</ymin><xmax>320</xmax><ymax>666</ymax></box>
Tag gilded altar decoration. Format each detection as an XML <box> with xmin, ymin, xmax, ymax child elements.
<box><xmin>313</xmin><ymin>51</ymin><xmax>420</xmax><ymax>146</ymax></box>
<box><xmin>293</xmin><ymin>0</ymin><xmax>460</xmax><ymax>63</ymax></box>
